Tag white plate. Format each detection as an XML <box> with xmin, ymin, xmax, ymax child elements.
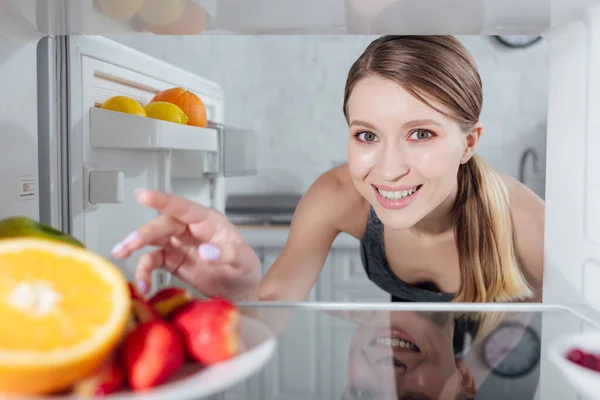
<box><xmin>547</xmin><ymin>331</ymin><xmax>600</xmax><ymax>400</ymax></box>
<box><xmin>2</xmin><ymin>315</ymin><xmax>277</xmax><ymax>400</ymax></box>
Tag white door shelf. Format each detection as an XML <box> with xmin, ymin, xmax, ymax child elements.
<box><xmin>90</xmin><ymin>106</ymin><xmax>219</xmax><ymax>152</ymax></box>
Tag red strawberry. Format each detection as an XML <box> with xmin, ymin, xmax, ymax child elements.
<box><xmin>149</xmin><ymin>287</ymin><xmax>194</xmax><ymax>319</ymax></box>
<box><xmin>72</xmin><ymin>355</ymin><xmax>125</xmax><ymax>396</ymax></box>
<box><xmin>126</xmin><ymin>282</ymin><xmax>161</xmax><ymax>331</ymax></box>
<box><xmin>121</xmin><ymin>321</ymin><xmax>185</xmax><ymax>390</ymax></box>
<box><xmin>171</xmin><ymin>298</ymin><xmax>241</xmax><ymax>365</ymax></box>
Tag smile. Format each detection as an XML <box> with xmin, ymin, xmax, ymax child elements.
<box><xmin>376</xmin><ymin>185</ymin><xmax>422</xmax><ymax>200</ymax></box>
<box><xmin>372</xmin><ymin>336</ymin><xmax>420</xmax><ymax>351</ymax></box>
<box><xmin>372</xmin><ymin>184</ymin><xmax>422</xmax><ymax>210</ymax></box>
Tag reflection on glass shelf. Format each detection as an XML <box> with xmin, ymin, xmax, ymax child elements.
<box><xmin>229</xmin><ymin>304</ymin><xmax>600</xmax><ymax>400</ymax></box>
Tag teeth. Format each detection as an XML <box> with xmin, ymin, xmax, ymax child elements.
<box><xmin>377</xmin><ymin>186</ymin><xmax>419</xmax><ymax>200</ymax></box>
<box><xmin>375</xmin><ymin>336</ymin><xmax>417</xmax><ymax>350</ymax></box>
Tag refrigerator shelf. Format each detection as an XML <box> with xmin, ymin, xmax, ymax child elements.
<box><xmin>89</xmin><ymin>107</ymin><xmax>218</xmax><ymax>152</ymax></box>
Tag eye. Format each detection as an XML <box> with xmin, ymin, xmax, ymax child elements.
<box><xmin>355</xmin><ymin>131</ymin><xmax>378</xmax><ymax>142</ymax></box>
<box><xmin>409</xmin><ymin>129</ymin><xmax>435</xmax><ymax>141</ymax></box>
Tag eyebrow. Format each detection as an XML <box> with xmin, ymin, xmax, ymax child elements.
<box><xmin>349</xmin><ymin>119</ymin><xmax>442</xmax><ymax>131</ymax></box>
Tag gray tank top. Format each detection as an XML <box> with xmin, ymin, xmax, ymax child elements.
<box><xmin>360</xmin><ymin>207</ymin><xmax>456</xmax><ymax>302</ymax></box>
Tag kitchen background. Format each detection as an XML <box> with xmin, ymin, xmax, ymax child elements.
<box><xmin>110</xmin><ymin>34</ymin><xmax>549</xmax><ymax>201</ymax></box>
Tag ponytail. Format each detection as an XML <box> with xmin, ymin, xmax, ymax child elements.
<box><xmin>452</xmin><ymin>154</ymin><xmax>533</xmax><ymax>303</ymax></box>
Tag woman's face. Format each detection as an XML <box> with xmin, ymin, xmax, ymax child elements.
<box><xmin>346</xmin><ymin>75</ymin><xmax>481</xmax><ymax>231</ymax></box>
<box><xmin>345</xmin><ymin>311</ymin><xmax>476</xmax><ymax>400</ymax></box>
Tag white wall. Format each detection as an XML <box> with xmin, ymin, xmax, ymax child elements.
<box><xmin>0</xmin><ymin>31</ymin><xmax>40</xmax><ymax>220</ymax></box>
<box><xmin>111</xmin><ymin>34</ymin><xmax>549</xmax><ymax>199</ymax></box>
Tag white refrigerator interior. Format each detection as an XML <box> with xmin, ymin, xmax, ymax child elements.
<box><xmin>0</xmin><ymin>0</ymin><xmax>599</xmax><ymax>399</ymax></box>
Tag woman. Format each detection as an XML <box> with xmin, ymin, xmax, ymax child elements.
<box><xmin>112</xmin><ymin>35</ymin><xmax>545</xmax><ymax>304</ymax></box>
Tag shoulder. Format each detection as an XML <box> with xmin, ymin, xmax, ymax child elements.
<box><xmin>499</xmin><ymin>173</ymin><xmax>544</xmax><ymax>228</ymax></box>
<box><xmin>296</xmin><ymin>164</ymin><xmax>369</xmax><ymax>235</ymax></box>
<box><xmin>499</xmin><ymin>173</ymin><xmax>545</xmax><ymax>294</ymax></box>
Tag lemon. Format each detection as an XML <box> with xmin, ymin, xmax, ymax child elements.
<box><xmin>145</xmin><ymin>101</ymin><xmax>189</xmax><ymax>124</ymax></box>
<box><xmin>138</xmin><ymin>0</ymin><xmax>187</xmax><ymax>25</ymax></box>
<box><xmin>96</xmin><ymin>0</ymin><xmax>144</xmax><ymax>21</ymax></box>
<box><xmin>100</xmin><ymin>96</ymin><xmax>147</xmax><ymax>117</ymax></box>
<box><xmin>0</xmin><ymin>217</ymin><xmax>84</xmax><ymax>248</ymax></box>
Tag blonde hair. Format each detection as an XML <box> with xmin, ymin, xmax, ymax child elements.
<box><xmin>343</xmin><ymin>35</ymin><xmax>533</xmax><ymax>303</ymax></box>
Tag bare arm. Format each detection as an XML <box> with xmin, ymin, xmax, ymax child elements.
<box><xmin>259</xmin><ymin>167</ymin><xmax>365</xmax><ymax>302</ymax></box>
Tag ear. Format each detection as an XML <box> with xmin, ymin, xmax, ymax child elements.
<box><xmin>456</xmin><ymin>359</ymin><xmax>477</xmax><ymax>398</ymax></box>
<box><xmin>460</xmin><ymin>122</ymin><xmax>483</xmax><ymax>164</ymax></box>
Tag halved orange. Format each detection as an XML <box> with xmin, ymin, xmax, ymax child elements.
<box><xmin>0</xmin><ymin>238</ymin><xmax>131</xmax><ymax>395</ymax></box>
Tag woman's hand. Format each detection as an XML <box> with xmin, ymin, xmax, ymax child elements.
<box><xmin>111</xmin><ymin>189</ymin><xmax>262</xmax><ymax>301</ymax></box>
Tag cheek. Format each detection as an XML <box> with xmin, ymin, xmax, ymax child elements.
<box><xmin>348</xmin><ymin>143</ymin><xmax>378</xmax><ymax>177</ymax></box>
<box><xmin>410</xmin><ymin>143</ymin><xmax>463</xmax><ymax>179</ymax></box>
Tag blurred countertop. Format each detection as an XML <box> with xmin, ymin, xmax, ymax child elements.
<box><xmin>236</xmin><ymin>224</ymin><xmax>360</xmax><ymax>249</ymax></box>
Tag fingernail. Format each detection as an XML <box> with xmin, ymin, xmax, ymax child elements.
<box><xmin>199</xmin><ymin>243</ymin><xmax>220</xmax><ymax>261</ymax></box>
<box><xmin>111</xmin><ymin>242</ymin><xmax>124</xmax><ymax>255</ymax></box>
<box><xmin>137</xmin><ymin>280</ymin><xmax>148</xmax><ymax>294</ymax></box>
<box><xmin>134</xmin><ymin>188</ymin><xmax>147</xmax><ymax>196</ymax></box>
<box><xmin>110</xmin><ymin>231</ymin><xmax>139</xmax><ymax>255</ymax></box>
<box><xmin>123</xmin><ymin>231</ymin><xmax>139</xmax><ymax>245</ymax></box>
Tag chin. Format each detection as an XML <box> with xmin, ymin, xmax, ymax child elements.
<box><xmin>372</xmin><ymin>205</ymin><xmax>424</xmax><ymax>230</ymax></box>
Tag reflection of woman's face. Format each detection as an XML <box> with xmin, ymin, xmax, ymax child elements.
<box><xmin>345</xmin><ymin>311</ymin><xmax>476</xmax><ymax>400</ymax></box>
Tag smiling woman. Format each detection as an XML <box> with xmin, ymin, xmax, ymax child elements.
<box><xmin>112</xmin><ymin>35</ymin><xmax>545</xmax><ymax>310</ymax></box>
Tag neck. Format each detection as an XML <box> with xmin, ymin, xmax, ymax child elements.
<box><xmin>408</xmin><ymin>184</ymin><xmax>459</xmax><ymax>236</ymax></box>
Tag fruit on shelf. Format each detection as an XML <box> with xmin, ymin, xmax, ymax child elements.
<box><xmin>144</xmin><ymin>101</ymin><xmax>189</xmax><ymax>125</ymax></box>
<box><xmin>72</xmin><ymin>355</ymin><xmax>125</xmax><ymax>397</ymax></box>
<box><xmin>171</xmin><ymin>298</ymin><xmax>241</xmax><ymax>365</ymax></box>
<box><xmin>121</xmin><ymin>321</ymin><xmax>185</xmax><ymax>391</ymax></box>
<box><xmin>0</xmin><ymin>216</ymin><xmax>84</xmax><ymax>248</ymax></box>
<box><xmin>126</xmin><ymin>282</ymin><xmax>161</xmax><ymax>333</ymax></box>
<box><xmin>100</xmin><ymin>96</ymin><xmax>147</xmax><ymax>117</ymax></box>
<box><xmin>0</xmin><ymin>238</ymin><xmax>131</xmax><ymax>395</ymax></box>
<box><xmin>150</xmin><ymin>87</ymin><xmax>208</xmax><ymax>128</ymax></box>
<box><xmin>148</xmin><ymin>287</ymin><xmax>194</xmax><ymax>319</ymax></box>
<box><xmin>95</xmin><ymin>0</ymin><xmax>144</xmax><ymax>21</ymax></box>
<box><xmin>135</xmin><ymin>1</ymin><xmax>208</xmax><ymax>35</ymax></box>
<box><xmin>566</xmin><ymin>348</ymin><xmax>600</xmax><ymax>371</ymax></box>
<box><xmin>137</xmin><ymin>0</ymin><xmax>188</xmax><ymax>26</ymax></box>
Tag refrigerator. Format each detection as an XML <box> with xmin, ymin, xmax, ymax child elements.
<box><xmin>0</xmin><ymin>0</ymin><xmax>599</xmax><ymax>399</ymax></box>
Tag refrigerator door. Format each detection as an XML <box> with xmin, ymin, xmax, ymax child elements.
<box><xmin>43</xmin><ymin>35</ymin><xmax>226</xmax><ymax>289</ymax></box>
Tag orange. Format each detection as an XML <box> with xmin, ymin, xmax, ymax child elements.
<box><xmin>0</xmin><ymin>238</ymin><xmax>131</xmax><ymax>395</ymax></box>
<box><xmin>150</xmin><ymin>87</ymin><xmax>208</xmax><ymax>128</ymax></box>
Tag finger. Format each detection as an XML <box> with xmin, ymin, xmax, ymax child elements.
<box><xmin>198</xmin><ymin>241</ymin><xmax>258</xmax><ymax>268</ymax></box>
<box><xmin>111</xmin><ymin>215</ymin><xmax>186</xmax><ymax>258</ymax></box>
<box><xmin>135</xmin><ymin>249</ymin><xmax>166</xmax><ymax>294</ymax></box>
<box><xmin>135</xmin><ymin>189</ymin><xmax>216</xmax><ymax>225</ymax></box>
<box><xmin>169</xmin><ymin>235</ymin><xmax>203</xmax><ymax>267</ymax></box>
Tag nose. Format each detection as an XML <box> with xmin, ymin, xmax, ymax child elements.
<box><xmin>378</xmin><ymin>140</ymin><xmax>409</xmax><ymax>182</ymax></box>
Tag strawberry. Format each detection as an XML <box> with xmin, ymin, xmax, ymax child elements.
<box><xmin>148</xmin><ymin>287</ymin><xmax>194</xmax><ymax>319</ymax></box>
<box><xmin>171</xmin><ymin>298</ymin><xmax>241</xmax><ymax>365</ymax></box>
<box><xmin>72</xmin><ymin>355</ymin><xmax>125</xmax><ymax>397</ymax></box>
<box><xmin>126</xmin><ymin>282</ymin><xmax>161</xmax><ymax>332</ymax></box>
<box><xmin>121</xmin><ymin>321</ymin><xmax>185</xmax><ymax>390</ymax></box>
